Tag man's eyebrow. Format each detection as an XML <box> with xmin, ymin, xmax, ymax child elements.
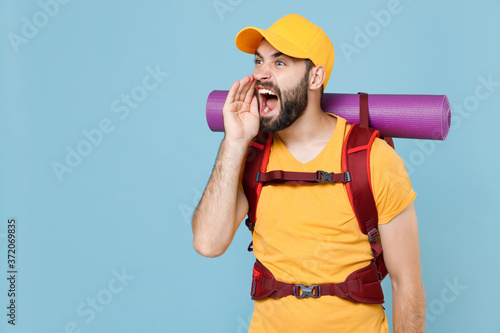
<box><xmin>254</xmin><ymin>51</ymin><xmax>285</xmax><ymax>59</ymax></box>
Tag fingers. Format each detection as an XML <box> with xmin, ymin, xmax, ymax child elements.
<box><xmin>224</xmin><ymin>75</ymin><xmax>256</xmax><ymax>110</ymax></box>
<box><xmin>235</xmin><ymin>75</ymin><xmax>255</xmax><ymax>102</ymax></box>
<box><xmin>243</xmin><ymin>75</ymin><xmax>256</xmax><ymax>104</ymax></box>
<box><xmin>250</xmin><ymin>95</ymin><xmax>259</xmax><ymax>116</ymax></box>
<box><xmin>225</xmin><ymin>80</ymin><xmax>240</xmax><ymax>105</ymax></box>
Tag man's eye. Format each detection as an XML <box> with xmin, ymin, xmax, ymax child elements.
<box><xmin>276</xmin><ymin>60</ymin><xmax>285</xmax><ymax>66</ymax></box>
<box><xmin>255</xmin><ymin>59</ymin><xmax>263</xmax><ymax>65</ymax></box>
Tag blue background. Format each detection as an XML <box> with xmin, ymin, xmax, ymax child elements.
<box><xmin>1</xmin><ymin>0</ymin><xmax>499</xmax><ymax>332</ymax></box>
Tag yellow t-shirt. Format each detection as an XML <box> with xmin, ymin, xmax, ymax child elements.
<box><xmin>248</xmin><ymin>116</ymin><xmax>416</xmax><ymax>333</ymax></box>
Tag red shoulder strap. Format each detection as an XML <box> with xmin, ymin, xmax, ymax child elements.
<box><xmin>342</xmin><ymin>123</ymin><xmax>380</xmax><ymax>237</ymax></box>
<box><xmin>342</xmin><ymin>123</ymin><xmax>387</xmax><ymax>280</ymax></box>
<box><xmin>242</xmin><ymin>131</ymin><xmax>272</xmax><ymax>234</ymax></box>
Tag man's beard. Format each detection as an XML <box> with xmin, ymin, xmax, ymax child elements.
<box><xmin>258</xmin><ymin>70</ymin><xmax>309</xmax><ymax>133</ymax></box>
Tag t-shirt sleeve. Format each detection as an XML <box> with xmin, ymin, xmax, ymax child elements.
<box><xmin>370</xmin><ymin>138</ymin><xmax>416</xmax><ymax>225</ymax></box>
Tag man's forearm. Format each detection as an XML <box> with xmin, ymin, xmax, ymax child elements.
<box><xmin>392</xmin><ymin>281</ymin><xmax>426</xmax><ymax>332</ymax></box>
<box><xmin>192</xmin><ymin>137</ymin><xmax>248</xmax><ymax>257</ymax></box>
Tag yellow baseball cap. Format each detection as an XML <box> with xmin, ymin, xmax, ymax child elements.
<box><xmin>235</xmin><ymin>14</ymin><xmax>335</xmax><ymax>89</ymax></box>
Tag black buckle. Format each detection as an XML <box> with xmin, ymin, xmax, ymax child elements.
<box><xmin>316</xmin><ymin>171</ymin><xmax>351</xmax><ymax>183</ymax></box>
<box><xmin>245</xmin><ymin>218</ymin><xmax>254</xmax><ymax>232</ymax></box>
<box><xmin>368</xmin><ymin>228</ymin><xmax>379</xmax><ymax>242</ymax></box>
<box><xmin>315</xmin><ymin>170</ymin><xmax>334</xmax><ymax>183</ymax></box>
<box><xmin>251</xmin><ymin>276</ymin><xmax>258</xmax><ymax>296</ymax></box>
<box><xmin>255</xmin><ymin>172</ymin><xmax>262</xmax><ymax>182</ymax></box>
<box><xmin>293</xmin><ymin>284</ymin><xmax>321</xmax><ymax>299</ymax></box>
<box><xmin>344</xmin><ymin>172</ymin><xmax>351</xmax><ymax>183</ymax></box>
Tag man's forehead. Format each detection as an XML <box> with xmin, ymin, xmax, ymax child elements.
<box><xmin>255</xmin><ymin>39</ymin><xmax>290</xmax><ymax>59</ymax></box>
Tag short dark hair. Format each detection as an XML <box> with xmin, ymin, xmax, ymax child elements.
<box><xmin>305</xmin><ymin>58</ymin><xmax>315</xmax><ymax>72</ymax></box>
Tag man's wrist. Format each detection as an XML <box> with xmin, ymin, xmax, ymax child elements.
<box><xmin>222</xmin><ymin>136</ymin><xmax>251</xmax><ymax>156</ymax></box>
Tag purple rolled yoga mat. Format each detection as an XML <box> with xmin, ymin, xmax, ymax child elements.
<box><xmin>206</xmin><ymin>90</ymin><xmax>451</xmax><ymax>140</ymax></box>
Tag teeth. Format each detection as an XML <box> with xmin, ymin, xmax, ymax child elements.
<box><xmin>258</xmin><ymin>89</ymin><xmax>276</xmax><ymax>96</ymax></box>
<box><xmin>263</xmin><ymin>106</ymin><xmax>269</xmax><ymax>113</ymax></box>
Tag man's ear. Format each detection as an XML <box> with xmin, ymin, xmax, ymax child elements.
<box><xmin>309</xmin><ymin>65</ymin><xmax>325</xmax><ymax>91</ymax></box>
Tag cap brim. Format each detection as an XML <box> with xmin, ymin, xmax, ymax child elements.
<box><xmin>235</xmin><ymin>27</ymin><xmax>309</xmax><ymax>59</ymax></box>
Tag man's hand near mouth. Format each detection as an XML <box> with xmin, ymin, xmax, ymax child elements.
<box><xmin>222</xmin><ymin>74</ymin><xmax>260</xmax><ymax>145</ymax></box>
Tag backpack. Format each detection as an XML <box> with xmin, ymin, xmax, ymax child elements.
<box><xmin>242</xmin><ymin>93</ymin><xmax>392</xmax><ymax>304</ymax></box>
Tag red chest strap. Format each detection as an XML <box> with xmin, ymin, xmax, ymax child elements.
<box><xmin>256</xmin><ymin>169</ymin><xmax>351</xmax><ymax>185</ymax></box>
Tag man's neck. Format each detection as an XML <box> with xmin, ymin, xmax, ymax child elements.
<box><xmin>277</xmin><ymin>103</ymin><xmax>336</xmax><ymax>145</ymax></box>
<box><xmin>275</xmin><ymin>103</ymin><xmax>337</xmax><ymax>164</ymax></box>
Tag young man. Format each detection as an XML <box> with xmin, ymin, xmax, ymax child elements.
<box><xmin>192</xmin><ymin>14</ymin><xmax>425</xmax><ymax>332</ymax></box>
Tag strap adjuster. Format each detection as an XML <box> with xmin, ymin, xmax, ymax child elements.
<box><xmin>315</xmin><ymin>170</ymin><xmax>351</xmax><ymax>183</ymax></box>
<box><xmin>344</xmin><ymin>171</ymin><xmax>351</xmax><ymax>183</ymax></box>
<box><xmin>245</xmin><ymin>218</ymin><xmax>254</xmax><ymax>232</ymax></box>
<box><xmin>368</xmin><ymin>228</ymin><xmax>379</xmax><ymax>242</ymax></box>
<box><xmin>315</xmin><ymin>170</ymin><xmax>334</xmax><ymax>183</ymax></box>
<box><xmin>251</xmin><ymin>269</ymin><xmax>261</xmax><ymax>296</ymax></box>
<box><xmin>293</xmin><ymin>284</ymin><xmax>321</xmax><ymax>299</ymax></box>
<box><xmin>255</xmin><ymin>172</ymin><xmax>261</xmax><ymax>182</ymax></box>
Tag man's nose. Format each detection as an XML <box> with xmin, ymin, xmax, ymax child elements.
<box><xmin>254</xmin><ymin>63</ymin><xmax>272</xmax><ymax>82</ymax></box>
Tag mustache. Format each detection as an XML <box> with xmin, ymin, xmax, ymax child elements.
<box><xmin>253</xmin><ymin>81</ymin><xmax>281</xmax><ymax>99</ymax></box>
<box><xmin>255</xmin><ymin>80</ymin><xmax>272</xmax><ymax>87</ymax></box>
<box><xmin>254</xmin><ymin>80</ymin><xmax>277</xmax><ymax>91</ymax></box>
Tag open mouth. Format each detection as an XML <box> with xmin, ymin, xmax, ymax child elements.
<box><xmin>257</xmin><ymin>88</ymin><xmax>279</xmax><ymax>116</ymax></box>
